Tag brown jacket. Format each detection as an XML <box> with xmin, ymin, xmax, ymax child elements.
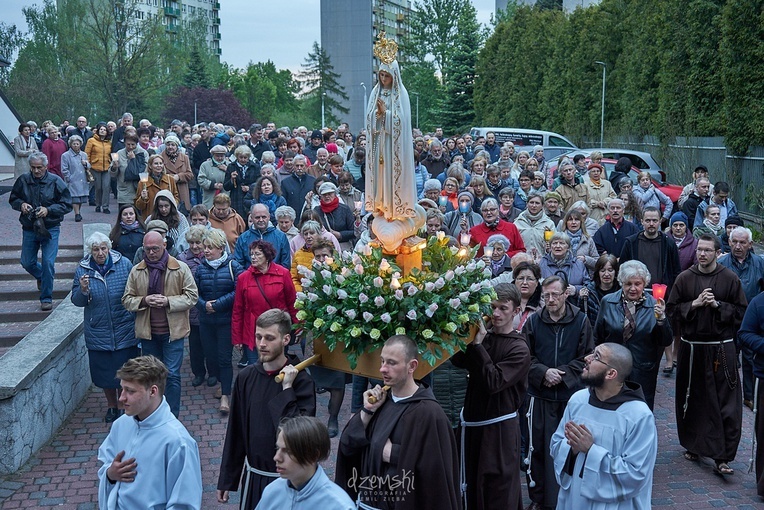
<box><xmin>134</xmin><ymin>174</ymin><xmax>180</xmax><ymax>219</ymax></box>
<box><xmin>161</xmin><ymin>152</ymin><xmax>194</xmax><ymax>211</ymax></box>
<box><xmin>208</xmin><ymin>208</ymin><xmax>247</xmax><ymax>251</ymax></box>
<box><xmin>121</xmin><ymin>255</ymin><xmax>198</xmax><ymax>340</ymax></box>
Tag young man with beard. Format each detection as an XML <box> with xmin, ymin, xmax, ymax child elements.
<box><xmin>451</xmin><ymin>283</ymin><xmax>531</xmax><ymax>510</ymax></box>
<box><xmin>217</xmin><ymin>309</ymin><xmax>316</xmax><ymax>509</ymax></box>
<box><xmin>619</xmin><ymin>206</ymin><xmax>681</xmax><ymax>291</ymax></box>
<box><xmin>550</xmin><ymin>343</ymin><xmax>657</xmax><ymax>510</ymax></box>
<box><xmin>336</xmin><ymin>335</ymin><xmax>461</xmax><ymax>510</ymax></box>
<box><xmin>667</xmin><ymin>234</ymin><xmax>747</xmax><ymax>475</ymax></box>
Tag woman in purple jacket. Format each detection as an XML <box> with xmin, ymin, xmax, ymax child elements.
<box><xmin>663</xmin><ymin>211</ymin><xmax>697</xmax><ymax>374</ymax></box>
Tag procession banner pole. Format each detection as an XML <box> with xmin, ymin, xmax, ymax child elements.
<box><xmin>274</xmin><ymin>354</ymin><xmax>322</xmax><ymax>383</ymax></box>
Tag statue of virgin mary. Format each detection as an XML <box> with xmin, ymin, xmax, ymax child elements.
<box><xmin>364</xmin><ymin>32</ymin><xmax>426</xmax><ymax>251</ymax></box>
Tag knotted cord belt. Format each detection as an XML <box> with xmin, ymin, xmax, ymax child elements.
<box><xmin>241</xmin><ymin>457</ymin><xmax>279</xmax><ymax>510</ymax></box>
<box><xmin>680</xmin><ymin>337</ymin><xmax>734</xmax><ymax>418</ymax></box>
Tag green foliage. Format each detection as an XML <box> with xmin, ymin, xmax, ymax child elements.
<box><xmin>474</xmin><ymin>0</ymin><xmax>764</xmax><ymax>151</ymax></box>
<box><xmin>183</xmin><ymin>47</ymin><xmax>211</xmax><ymax>89</ymax></box>
<box><xmin>295</xmin><ymin>241</ymin><xmax>495</xmax><ymax>369</ymax></box>
<box><xmin>0</xmin><ymin>22</ymin><xmax>23</xmax><ymax>86</ymax></box>
<box><xmin>298</xmin><ymin>41</ymin><xmax>349</xmax><ymax>128</ymax></box>
<box><xmin>220</xmin><ymin>61</ymin><xmax>299</xmax><ymax>123</ymax></box>
<box><xmin>3</xmin><ymin>0</ymin><xmax>218</xmax><ymax>123</ymax></box>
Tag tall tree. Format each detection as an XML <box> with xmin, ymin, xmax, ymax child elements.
<box><xmin>162</xmin><ymin>86</ymin><xmax>254</xmax><ymax>128</ymax></box>
<box><xmin>297</xmin><ymin>42</ymin><xmax>349</xmax><ymax>128</ymax></box>
<box><xmin>438</xmin><ymin>2</ymin><xmax>482</xmax><ymax>133</ymax></box>
<box><xmin>183</xmin><ymin>46</ymin><xmax>211</xmax><ymax>89</ymax></box>
<box><xmin>409</xmin><ymin>0</ymin><xmax>471</xmax><ymax>81</ymax></box>
<box><xmin>0</xmin><ymin>22</ymin><xmax>23</xmax><ymax>87</ymax></box>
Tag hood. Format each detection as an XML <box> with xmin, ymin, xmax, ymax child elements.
<box><xmin>587</xmin><ymin>380</ymin><xmax>646</xmax><ymax>410</ymax></box>
<box><xmin>153</xmin><ymin>189</ymin><xmax>178</xmax><ymax>209</ymax></box>
<box><xmin>539</xmin><ymin>302</ymin><xmax>581</xmax><ymax>325</ymax></box>
<box><xmin>79</xmin><ymin>250</ymin><xmax>123</xmax><ymax>269</ymax></box>
<box><xmin>688</xmin><ymin>262</ymin><xmax>727</xmax><ymax>278</ymax></box>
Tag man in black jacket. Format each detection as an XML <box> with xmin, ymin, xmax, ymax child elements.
<box><xmin>682</xmin><ymin>177</ymin><xmax>711</xmax><ymax>230</ymax></box>
<box><xmin>248</xmin><ymin>123</ymin><xmax>271</xmax><ymax>161</ymax></box>
<box><xmin>522</xmin><ymin>275</ymin><xmax>593</xmax><ymax>510</ymax></box>
<box><xmin>620</xmin><ymin>206</ymin><xmax>681</xmax><ymax>291</ymax></box>
<box><xmin>281</xmin><ymin>155</ymin><xmax>315</xmax><ymax>217</ymax></box>
<box><xmin>9</xmin><ymin>151</ymin><xmax>73</xmax><ymax>310</ymax></box>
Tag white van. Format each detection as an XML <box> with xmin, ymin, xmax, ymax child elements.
<box><xmin>469</xmin><ymin>127</ymin><xmax>578</xmax><ymax>159</ymax></box>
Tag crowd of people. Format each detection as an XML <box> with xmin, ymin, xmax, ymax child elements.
<box><xmin>9</xmin><ymin>114</ymin><xmax>764</xmax><ymax>509</ymax></box>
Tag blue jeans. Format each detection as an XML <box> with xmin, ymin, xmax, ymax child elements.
<box><xmin>21</xmin><ymin>227</ymin><xmax>60</xmax><ymax>303</ymax></box>
<box><xmin>141</xmin><ymin>334</ymin><xmax>185</xmax><ymax>417</ymax></box>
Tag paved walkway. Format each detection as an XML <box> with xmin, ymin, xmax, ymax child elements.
<box><xmin>1</xmin><ymin>184</ymin><xmax>762</xmax><ymax>508</ymax></box>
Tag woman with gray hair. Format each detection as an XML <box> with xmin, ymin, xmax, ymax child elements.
<box><xmin>194</xmin><ymin>228</ymin><xmax>244</xmax><ymax>413</ymax></box>
<box><xmin>556</xmin><ymin>199</ymin><xmax>599</xmax><ymax>234</ymax></box>
<box><xmin>514</xmin><ymin>191</ymin><xmax>556</xmax><ymax>259</ymax></box>
<box><xmin>275</xmin><ymin>205</ymin><xmax>299</xmax><ymax>240</ymax></box>
<box><xmin>483</xmin><ymin>234</ymin><xmax>513</xmax><ymax>277</ymax></box>
<box><xmin>71</xmin><ymin>231</ymin><xmax>138</xmax><ymax>423</ymax></box>
<box><xmin>538</xmin><ymin>232</ymin><xmax>590</xmax><ymax>304</ymax></box>
<box><xmin>60</xmin><ymin>134</ymin><xmax>91</xmax><ymax>222</ymax></box>
<box><xmin>593</xmin><ymin>260</ymin><xmax>673</xmax><ymax>410</ymax></box>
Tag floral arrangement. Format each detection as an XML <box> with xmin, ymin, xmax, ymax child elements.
<box><xmin>294</xmin><ymin>234</ymin><xmax>496</xmax><ymax>369</ymax></box>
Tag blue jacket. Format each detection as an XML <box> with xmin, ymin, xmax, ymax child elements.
<box><xmin>593</xmin><ymin>219</ymin><xmax>640</xmax><ymax>257</ymax></box>
<box><xmin>718</xmin><ymin>251</ymin><xmax>764</xmax><ymax>302</ymax></box>
<box><xmin>194</xmin><ymin>255</ymin><xmax>244</xmax><ymax>325</ymax></box>
<box><xmin>233</xmin><ymin>224</ymin><xmax>291</xmax><ymax>270</ymax></box>
<box><xmin>71</xmin><ymin>251</ymin><xmax>137</xmax><ymax>351</ymax></box>
<box><xmin>739</xmin><ymin>292</ymin><xmax>764</xmax><ymax>378</ymax></box>
<box><xmin>257</xmin><ymin>465</ymin><xmax>354</xmax><ymax>510</ymax></box>
<box><xmin>695</xmin><ymin>197</ymin><xmax>738</xmax><ymax>229</ymax></box>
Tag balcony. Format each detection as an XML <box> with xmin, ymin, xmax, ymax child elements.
<box><xmin>214</xmin><ymin>32</ymin><xmax>221</xmax><ymax>40</ymax></box>
<box><xmin>213</xmin><ymin>2</ymin><xmax>220</xmax><ymax>10</ymax></box>
<box><xmin>213</xmin><ymin>17</ymin><xmax>221</xmax><ymax>25</ymax></box>
<box><xmin>396</xmin><ymin>13</ymin><xmax>404</xmax><ymax>21</ymax></box>
<box><xmin>216</xmin><ymin>48</ymin><xmax>222</xmax><ymax>55</ymax></box>
<box><xmin>166</xmin><ymin>23</ymin><xmax>178</xmax><ymax>33</ymax></box>
<box><xmin>164</xmin><ymin>6</ymin><xmax>180</xmax><ymax>17</ymax></box>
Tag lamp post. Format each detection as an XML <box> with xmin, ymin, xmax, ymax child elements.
<box><xmin>360</xmin><ymin>82</ymin><xmax>367</xmax><ymax>111</ymax></box>
<box><xmin>321</xmin><ymin>92</ymin><xmax>326</xmax><ymax>129</ymax></box>
<box><xmin>411</xmin><ymin>92</ymin><xmax>420</xmax><ymax>129</ymax></box>
<box><xmin>595</xmin><ymin>61</ymin><xmax>606</xmax><ymax>147</ymax></box>
<box><xmin>194</xmin><ymin>100</ymin><xmax>197</xmax><ymax>126</ymax></box>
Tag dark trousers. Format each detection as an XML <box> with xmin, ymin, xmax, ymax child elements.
<box><xmin>199</xmin><ymin>322</ymin><xmax>233</xmax><ymax>395</ymax></box>
<box><xmin>188</xmin><ymin>325</ymin><xmax>212</xmax><ymax>379</ymax></box>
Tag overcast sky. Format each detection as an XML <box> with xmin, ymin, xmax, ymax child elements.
<box><xmin>4</xmin><ymin>0</ymin><xmax>496</xmax><ymax>73</ymax></box>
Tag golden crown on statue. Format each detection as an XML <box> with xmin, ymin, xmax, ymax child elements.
<box><xmin>373</xmin><ymin>31</ymin><xmax>398</xmax><ymax>65</ymax></box>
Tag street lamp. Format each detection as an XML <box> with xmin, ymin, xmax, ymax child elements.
<box><xmin>360</xmin><ymin>82</ymin><xmax>367</xmax><ymax>110</ymax></box>
<box><xmin>321</xmin><ymin>92</ymin><xmax>326</xmax><ymax>129</ymax></box>
<box><xmin>595</xmin><ymin>61</ymin><xmax>606</xmax><ymax>147</ymax></box>
<box><xmin>411</xmin><ymin>92</ymin><xmax>420</xmax><ymax>130</ymax></box>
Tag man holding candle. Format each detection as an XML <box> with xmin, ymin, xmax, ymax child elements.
<box><xmin>336</xmin><ymin>335</ymin><xmax>460</xmax><ymax>510</ymax></box>
<box><xmin>667</xmin><ymin>234</ymin><xmax>747</xmax><ymax>476</ymax></box>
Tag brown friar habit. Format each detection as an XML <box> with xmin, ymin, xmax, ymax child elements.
<box><xmin>451</xmin><ymin>330</ymin><xmax>531</xmax><ymax>510</ymax></box>
<box><xmin>667</xmin><ymin>263</ymin><xmax>747</xmax><ymax>462</ymax></box>
<box><xmin>335</xmin><ymin>383</ymin><xmax>461</xmax><ymax>510</ymax></box>
<box><xmin>217</xmin><ymin>356</ymin><xmax>316</xmax><ymax>510</ymax></box>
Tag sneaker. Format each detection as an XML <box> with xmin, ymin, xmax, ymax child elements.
<box><xmin>40</xmin><ymin>302</ymin><xmax>52</xmax><ymax>311</ymax></box>
<box><xmin>191</xmin><ymin>375</ymin><xmax>205</xmax><ymax>387</ymax></box>
<box><xmin>95</xmin><ymin>206</ymin><xmax>101</xmax><ymax>213</ymax></box>
<box><xmin>207</xmin><ymin>376</ymin><xmax>218</xmax><ymax>387</ymax></box>
<box><xmin>104</xmin><ymin>408</ymin><xmax>119</xmax><ymax>423</ymax></box>
<box><xmin>237</xmin><ymin>360</ymin><xmax>248</xmax><ymax>369</ymax></box>
<box><xmin>75</xmin><ymin>214</ymin><xmax>82</xmax><ymax>222</ymax></box>
<box><xmin>102</xmin><ymin>207</ymin><xmax>110</xmax><ymax>214</ymax></box>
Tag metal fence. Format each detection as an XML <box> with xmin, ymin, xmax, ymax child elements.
<box><xmin>581</xmin><ymin>135</ymin><xmax>764</xmax><ymax>225</ymax></box>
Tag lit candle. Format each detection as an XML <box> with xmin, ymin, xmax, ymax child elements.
<box><xmin>484</xmin><ymin>246</ymin><xmax>494</xmax><ymax>259</ymax></box>
<box><xmin>460</xmin><ymin>233</ymin><xmax>471</xmax><ymax>246</ymax></box>
<box><xmin>652</xmin><ymin>284</ymin><xmax>667</xmax><ymax>300</ymax></box>
<box><xmin>438</xmin><ymin>195</ymin><xmax>448</xmax><ymax>207</ymax></box>
<box><xmin>354</xmin><ymin>201</ymin><xmax>362</xmax><ymax>212</ymax></box>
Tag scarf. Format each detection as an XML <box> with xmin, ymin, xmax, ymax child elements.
<box><xmin>703</xmin><ymin>218</ymin><xmax>724</xmax><ymax>236</ymax></box>
<box><xmin>621</xmin><ymin>294</ymin><xmax>645</xmax><ymax>343</ymax></box>
<box><xmin>484</xmin><ymin>216</ymin><xmax>501</xmax><ymax>229</ymax></box>
<box><xmin>319</xmin><ymin>195</ymin><xmax>340</xmax><ymax>214</ymax></box>
<box><xmin>490</xmin><ymin>255</ymin><xmax>507</xmax><ymax>277</ymax></box>
<box><xmin>499</xmin><ymin>204</ymin><xmax>512</xmax><ymax>218</ymax></box>
<box><xmin>121</xmin><ymin>221</ymin><xmax>142</xmax><ymax>231</ymax></box>
<box><xmin>89</xmin><ymin>254</ymin><xmax>113</xmax><ymax>277</ymax></box>
<box><xmin>207</xmin><ymin>253</ymin><xmax>227</xmax><ymax>270</ymax></box>
<box><xmin>566</xmin><ymin>229</ymin><xmax>583</xmax><ymax>254</ymax></box>
<box><xmin>166</xmin><ymin>150</ymin><xmax>179</xmax><ymax>164</ymax></box>
<box><xmin>673</xmin><ymin>235</ymin><xmax>685</xmax><ymax>248</ymax></box>
<box><xmin>260</xmin><ymin>193</ymin><xmax>277</xmax><ymax>214</ymax></box>
<box><xmin>523</xmin><ymin>208</ymin><xmax>544</xmax><ymax>225</ymax></box>
<box><xmin>151</xmin><ymin>173</ymin><xmax>163</xmax><ymax>185</ymax></box>
<box><xmin>144</xmin><ymin>249</ymin><xmax>169</xmax><ymax>295</ymax></box>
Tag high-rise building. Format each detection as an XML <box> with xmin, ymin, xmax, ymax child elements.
<box><xmin>320</xmin><ymin>0</ymin><xmax>413</xmax><ymax>132</ymax></box>
<box><xmin>495</xmin><ymin>0</ymin><xmax>601</xmax><ymax>13</ymax></box>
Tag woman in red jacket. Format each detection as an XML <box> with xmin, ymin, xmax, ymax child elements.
<box><xmin>231</xmin><ymin>240</ymin><xmax>297</xmax><ymax>364</ymax></box>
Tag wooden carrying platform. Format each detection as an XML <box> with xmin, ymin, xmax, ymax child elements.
<box><xmin>312</xmin><ymin>325</ymin><xmax>477</xmax><ymax>380</ymax></box>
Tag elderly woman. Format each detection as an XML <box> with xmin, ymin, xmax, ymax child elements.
<box><xmin>71</xmin><ymin>232</ymin><xmax>138</xmax><ymax>423</ymax></box>
<box><xmin>313</xmin><ymin>181</ymin><xmax>356</xmax><ymax>250</ymax></box>
<box><xmin>422</xmin><ymin>178</ymin><xmax>442</xmax><ymax>202</ymax></box>
<box><xmin>693</xmin><ymin>203</ymin><xmax>725</xmax><ymax>239</ymax></box>
<box><xmin>232</xmin><ymin>240</ymin><xmax>297</xmax><ymax>365</ymax></box>
<box><xmin>208</xmin><ymin>193</ymin><xmax>246</xmax><ymax>252</ymax></box>
<box><xmin>224</xmin><ymin>144</ymin><xmax>261</xmax><ymax>217</ymax></box>
<box><xmin>290</xmin><ymin>211</ymin><xmax>341</xmax><ymax>255</ymax></box>
<box><xmin>60</xmin><ymin>134</ymin><xmax>90</xmax><ymax>222</ymax></box>
<box><xmin>176</xmin><ymin>225</ymin><xmax>208</xmax><ymax>389</ymax></box>
<box><xmin>557</xmin><ymin>200</ymin><xmax>599</xmax><ymax>235</ymax></box>
<box><xmin>593</xmin><ymin>260</ymin><xmax>672</xmax><ymax>410</ymax></box>
<box><xmin>543</xmin><ymin>191</ymin><xmax>563</xmax><ymax>226</ymax></box>
<box><xmin>584</xmin><ymin>254</ymin><xmax>620</xmax><ymax>326</ymax></box>
<box><xmin>194</xmin><ymin>229</ymin><xmax>244</xmax><ymax>413</ymax></box>
<box><xmin>561</xmin><ymin>209</ymin><xmax>599</xmax><ymax>275</ymax></box>
<box><xmin>584</xmin><ymin>163</ymin><xmax>616</xmax><ymax>225</ymax></box>
<box><xmin>514</xmin><ymin>170</ymin><xmax>534</xmax><ymax>210</ymax></box>
<box><xmin>483</xmin><ymin>234</ymin><xmax>513</xmax><ymax>277</ymax></box>
<box><xmin>497</xmin><ymin>187</ymin><xmax>521</xmax><ymax>222</ymax></box>
<box><xmin>146</xmin><ymin>190</ymin><xmax>189</xmax><ymax>252</ymax></box>
<box><xmin>440</xmin><ymin>177</ymin><xmax>460</xmax><ymax>211</ymax></box>
<box><xmin>515</xmin><ymin>192</ymin><xmax>556</xmax><ymax>260</ymax></box>
<box><xmin>539</xmin><ymin>232</ymin><xmax>591</xmax><ymax>305</ymax></box>
<box><xmin>86</xmin><ymin>122</ymin><xmax>113</xmax><ymax>214</ymax></box>
<box><xmin>109</xmin><ymin>204</ymin><xmax>146</xmax><ymax>262</ymax></box>
<box><xmin>159</xmin><ymin>135</ymin><xmax>194</xmax><ymax>212</ymax></box>
<box><xmin>470</xmin><ymin>156</ymin><xmax>488</xmax><ymax>178</ymax></box>
<box><xmin>134</xmin><ymin>154</ymin><xmax>180</xmax><ymax>218</ymax></box>
<box><xmin>14</xmin><ymin>123</ymin><xmax>39</xmax><ymax>179</ymax></box>
<box><xmin>291</xmin><ymin>220</ymin><xmax>324</xmax><ymax>292</ymax></box>
<box><xmin>197</xmin><ymin>144</ymin><xmax>229</xmax><ymax>209</ymax></box>
<box><xmin>41</xmin><ymin>125</ymin><xmax>68</xmax><ymax>179</ymax></box>
<box><xmin>275</xmin><ymin>205</ymin><xmax>299</xmax><ymax>241</ymax></box>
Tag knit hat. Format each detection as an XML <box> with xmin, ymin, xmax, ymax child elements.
<box><xmin>146</xmin><ymin>219</ymin><xmax>169</xmax><ymax>235</ymax></box>
<box><xmin>311</xmin><ymin>130</ymin><xmax>323</xmax><ymax>139</ymax></box>
<box><xmin>318</xmin><ymin>182</ymin><xmax>338</xmax><ymax>195</ymax></box>
<box><xmin>669</xmin><ymin>211</ymin><xmax>688</xmax><ymax>226</ymax></box>
<box><xmin>325</xmin><ymin>142</ymin><xmax>338</xmax><ymax>154</ymax></box>
<box><xmin>457</xmin><ymin>190</ymin><xmax>474</xmax><ymax>204</ymax></box>
<box><xmin>423</xmin><ymin>179</ymin><xmax>442</xmax><ymax>193</ymax></box>
<box><xmin>164</xmin><ymin>134</ymin><xmax>181</xmax><ymax>146</ymax></box>
<box><xmin>725</xmin><ymin>215</ymin><xmax>744</xmax><ymax>228</ymax></box>
<box><xmin>418</xmin><ymin>198</ymin><xmax>438</xmax><ymax>210</ymax></box>
<box><xmin>544</xmin><ymin>191</ymin><xmax>562</xmax><ymax>204</ymax></box>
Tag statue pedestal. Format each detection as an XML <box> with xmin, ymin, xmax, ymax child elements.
<box><xmin>382</xmin><ymin>235</ymin><xmax>426</xmax><ymax>277</ymax></box>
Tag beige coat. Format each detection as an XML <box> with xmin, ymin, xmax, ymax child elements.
<box><xmin>585</xmin><ymin>177</ymin><xmax>616</xmax><ymax>225</ymax></box>
<box><xmin>122</xmin><ymin>255</ymin><xmax>198</xmax><ymax>340</ymax></box>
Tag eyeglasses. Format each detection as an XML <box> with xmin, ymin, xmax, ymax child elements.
<box><xmin>696</xmin><ymin>248</ymin><xmax>717</xmax><ymax>253</ymax></box>
<box><xmin>541</xmin><ymin>291</ymin><xmax>564</xmax><ymax>300</ymax></box>
<box><xmin>515</xmin><ymin>276</ymin><xmax>537</xmax><ymax>283</ymax></box>
<box><xmin>482</xmin><ymin>207</ymin><xmax>498</xmax><ymax>213</ymax></box>
<box><xmin>588</xmin><ymin>350</ymin><xmax>616</xmax><ymax>370</ymax></box>
<box><xmin>144</xmin><ymin>246</ymin><xmax>162</xmax><ymax>253</ymax></box>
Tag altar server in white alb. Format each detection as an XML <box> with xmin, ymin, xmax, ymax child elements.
<box><xmin>97</xmin><ymin>355</ymin><xmax>202</xmax><ymax>510</ymax></box>
<box><xmin>551</xmin><ymin>343</ymin><xmax>657</xmax><ymax>510</ymax></box>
